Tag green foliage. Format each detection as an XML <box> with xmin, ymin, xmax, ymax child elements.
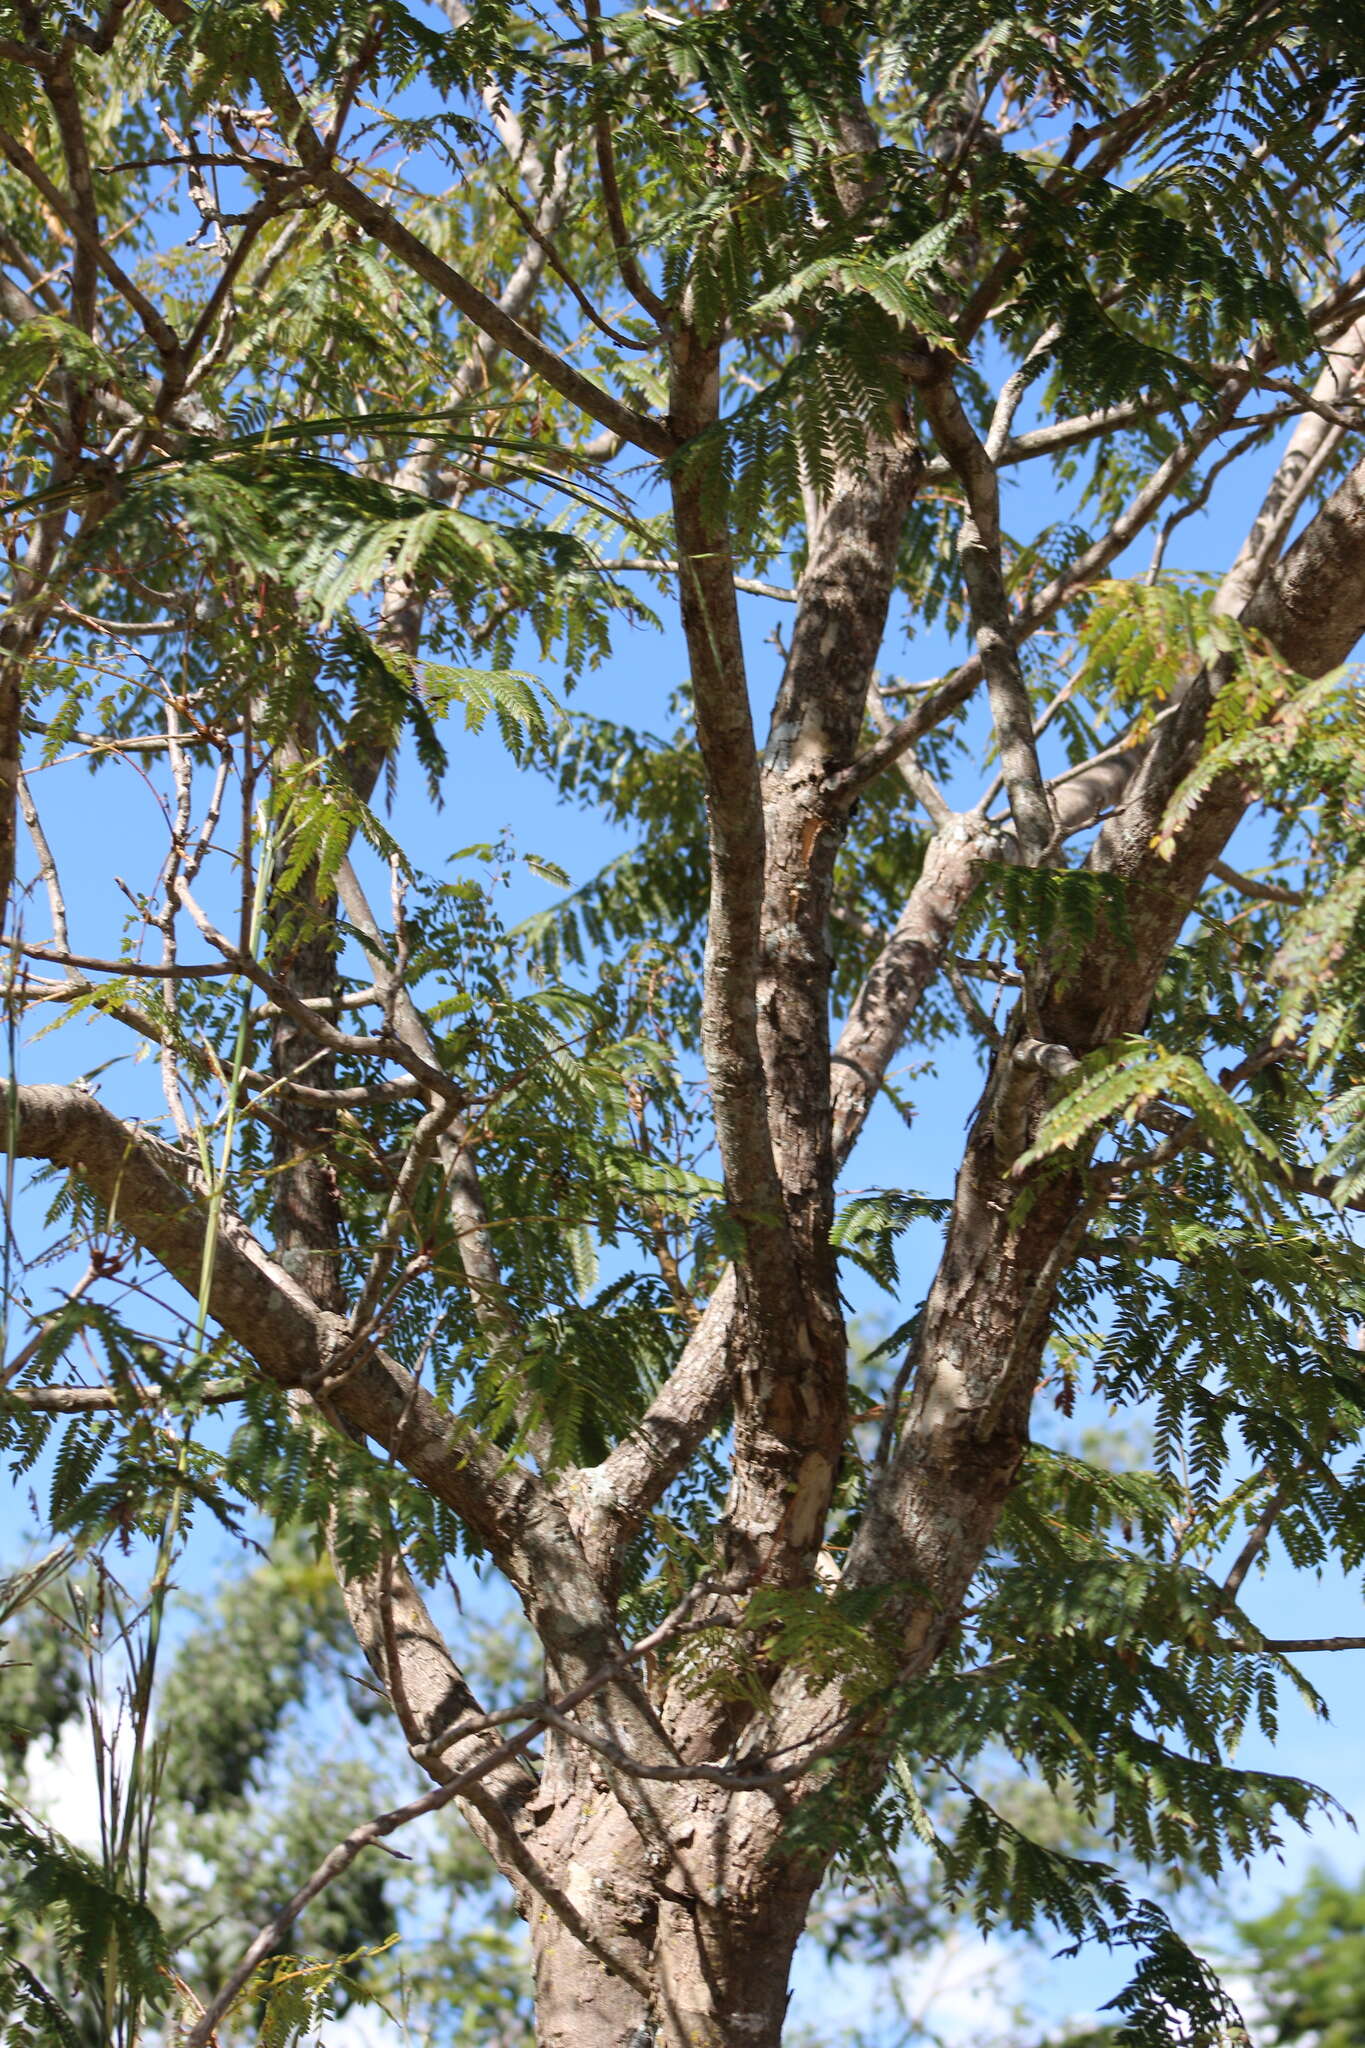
<box><xmin>0</xmin><ymin>317</ymin><xmax>134</xmax><ymax>418</ymax></box>
<box><xmin>244</xmin><ymin>1940</ymin><xmax>401</xmax><ymax>2048</ymax></box>
<box><xmin>832</xmin><ymin>1190</ymin><xmax>952</xmax><ymax>1291</ymax></box>
<box><xmin>1015</xmin><ymin>1037</ymin><xmax>1286</xmax><ymax>1200</ymax></box>
<box><xmin>0</xmin><ymin>1534</ymin><xmax>532</xmax><ymax>2043</ymax></box>
<box><xmin>1233</xmin><ymin>1863</ymin><xmax>1365</xmax><ymax>2046</ymax></box>
<box><xmin>0</xmin><ymin>1797</ymin><xmax>171</xmax><ymax>2043</ymax></box>
<box><xmin>980</xmin><ymin>862</ymin><xmax>1134</xmax><ymax>986</ymax></box>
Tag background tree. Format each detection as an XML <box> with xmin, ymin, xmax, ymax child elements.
<box><xmin>0</xmin><ymin>1539</ymin><xmax>539</xmax><ymax>2044</ymax></box>
<box><xmin>1231</xmin><ymin>1864</ymin><xmax>1365</xmax><ymax>2048</ymax></box>
<box><xmin>3</xmin><ymin>1</ymin><xmax>1365</xmax><ymax>2043</ymax></box>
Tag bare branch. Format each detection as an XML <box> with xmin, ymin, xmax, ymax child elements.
<box><xmin>1221</xmin><ymin>1478</ymin><xmax>1290</xmax><ymax>1605</ymax></box>
<box><xmin>1210</xmin><ymin>859</ymin><xmax>1305</xmax><ymax>907</ymax></box>
<box><xmin>831</xmin><ymin>816</ymin><xmax>1004</xmax><ymax>1164</ymax></box>
<box><xmin>16</xmin><ymin>775</ymin><xmax>71</xmax><ymax>956</ymax></box>
<box><xmin>984</xmin><ymin>323</ymin><xmax>1061</xmax><ymax>461</ymax></box>
<box><xmin>569</xmin><ymin>1267</ymin><xmax>738</xmax><ymax>1577</ymax></box>
<box><xmin>496</xmin><ymin>178</ymin><xmax>647</xmax><ymax>352</ymax></box>
<box><xmin>256</xmin><ymin>65</ymin><xmax>673</xmax><ymax>457</ymax></box>
<box><xmin>867</xmin><ymin>683</ymin><xmax>953</xmax><ymax>827</ymax></box>
<box><xmin>175</xmin><ymin>878</ymin><xmax>467</xmax><ymax>1108</ymax></box>
<box><xmin>604</xmin><ymin>558</ymin><xmax>798</xmax><ymax>603</ymax></box>
<box><xmin>16</xmin><ymin>944</ymin><xmax>232</xmax><ymax>979</ymax></box>
<box><xmin>916</xmin><ymin>369</ymin><xmax>1053</xmax><ymax>861</ymax></box>
<box><xmin>332</xmin><ymin>857</ymin><xmax>531</xmax><ymax>1401</ymax></box>
<box><xmin>1259</xmin><ymin>1636</ymin><xmax>1365</xmax><ymax>1653</ymax></box>
<box><xmin>1220</xmin><ymin>313</ymin><xmax>1365</xmax><ymax>615</ymax></box>
<box><xmin>2</xmin><ymin>1086</ymin><xmax>534</xmax><ymax>1586</ymax></box>
<box><xmin>842</xmin><ymin>376</ymin><xmax>1296</xmax><ymax>803</ymax></box>
<box><xmin>3</xmin><ymin>1377</ymin><xmax>245</xmax><ymax>1412</ymax></box>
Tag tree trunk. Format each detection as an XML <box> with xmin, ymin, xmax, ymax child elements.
<box><xmin>533</xmin><ymin>1915</ymin><xmax>653</xmax><ymax>2048</ymax></box>
<box><xmin>530</xmin><ymin>1786</ymin><xmax>814</xmax><ymax>2048</ymax></box>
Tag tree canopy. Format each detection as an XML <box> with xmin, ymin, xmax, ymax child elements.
<box><xmin>3</xmin><ymin>1</ymin><xmax>1365</xmax><ymax>2043</ymax></box>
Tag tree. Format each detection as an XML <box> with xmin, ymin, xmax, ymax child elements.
<box><xmin>0</xmin><ymin>1536</ymin><xmax>538</xmax><ymax>2046</ymax></box>
<box><xmin>1233</xmin><ymin>1863</ymin><xmax>1365</xmax><ymax>2047</ymax></box>
<box><xmin>3</xmin><ymin>1</ymin><xmax>1365</xmax><ymax>2042</ymax></box>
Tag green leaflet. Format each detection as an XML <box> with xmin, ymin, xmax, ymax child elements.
<box><xmin>1015</xmin><ymin>1038</ymin><xmax>1289</xmax><ymax>1199</ymax></box>
<box><xmin>422</xmin><ymin>658</ymin><xmax>559</xmax><ymax>754</ymax></box>
<box><xmin>0</xmin><ymin>1798</ymin><xmax>170</xmax><ymax>2025</ymax></box>
<box><xmin>978</xmin><ymin>860</ymin><xmax>1134</xmax><ymax>982</ymax></box>
<box><xmin>832</xmin><ymin>1189</ymin><xmax>951</xmax><ymax>1290</ymax></box>
<box><xmin>0</xmin><ymin>317</ymin><xmax>136</xmax><ymax>419</ymax></box>
<box><xmin>246</xmin><ymin>1941</ymin><xmax>401</xmax><ymax>2048</ymax></box>
<box><xmin>744</xmin><ymin>216</ymin><xmax>964</xmax><ymax>334</ymax></box>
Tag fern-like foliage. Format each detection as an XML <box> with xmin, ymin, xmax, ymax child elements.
<box><xmin>0</xmin><ymin>1799</ymin><xmax>170</xmax><ymax>2038</ymax></box>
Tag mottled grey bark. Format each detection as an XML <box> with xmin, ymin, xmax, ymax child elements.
<box><xmin>835</xmin><ymin>442</ymin><xmax>1365</xmax><ymax>1707</ymax></box>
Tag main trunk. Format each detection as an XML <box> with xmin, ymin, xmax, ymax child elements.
<box><xmin>528</xmin><ymin>1769</ymin><xmax>816</xmax><ymax>2048</ymax></box>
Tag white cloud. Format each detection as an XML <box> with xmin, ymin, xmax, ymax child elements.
<box><xmin>314</xmin><ymin>2011</ymin><xmax>411</xmax><ymax>2048</ymax></box>
<box><xmin>789</xmin><ymin>1924</ymin><xmax>1026</xmax><ymax>2045</ymax></box>
<box><xmin>22</xmin><ymin>1717</ymin><xmax>113</xmax><ymax>1852</ymax></box>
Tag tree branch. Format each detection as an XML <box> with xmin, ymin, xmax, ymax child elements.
<box><xmin>842</xmin><ymin>370</ymin><xmax>1288</xmax><ymax>804</ymax></box>
<box><xmin>257</xmin><ymin>68</ymin><xmax>673</xmax><ymax>457</ymax></box>
<box><xmin>181</xmin><ymin>1696</ymin><xmax>649</xmax><ymax>2048</ymax></box>
<box><xmin>578</xmin><ymin>803</ymin><xmax>999</xmax><ymax>1564</ymax></box>
<box><xmin>1</xmin><ymin>1378</ymin><xmax>246</xmax><ymax>1412</ymax></box>
<box><xmin>831</xmin><ymin>816</ymin><xmax>1004</xmax><ymax>1163</ymax></box>
<box><xmin>1221</xmin><ymin>1478</ymin><xmax>1290</xmax><ymax>1606</ymax></box>
<box><xmin>915</xmin><ymin>369</ymin><xmax>1053</xmax><ymax>862</ymax></box>
<box><xmin>1259</xmin><ymin>1636</ymin><xmax>1365</xmax><ymax>1653</ymax></box>
<box><xmin>667</xmin><ymin>340</ymin><xmax>796</xmax><ymax>1302</ymax></box>
<box><xmin>0</xmin><ymin>122</ymin><xmax>182</xmax><ymax>363</ymax></box>
<box><xmin>583</xmin><ymin>0</ymin><xmax>669</xmax><ymax>325</ymax></box>
<box><xmin>1209</xmin><ymin>859</ymin><xmax>1305</xmax><ymax>906</ymax></box>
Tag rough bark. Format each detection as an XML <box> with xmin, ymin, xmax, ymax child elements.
<box><xmin>841</xmin><ymin>443</ymin><xmax>1365</xmax><ymax>1702</ymax></box>
<box><xmin>734</xmin><ymin>437</ymin><xmax>923</xmax><ymax>1591</ymax></box>
<box><xmin>666</xmin><ymin>330</ymin><xmax>821</xmax><ymax>1609</ymax></box>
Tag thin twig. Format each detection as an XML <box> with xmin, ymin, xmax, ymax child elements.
<box><xmin>16</xmin><ymin>775</ymin><xmax>71</xmax><ymax>956</ymax></box>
